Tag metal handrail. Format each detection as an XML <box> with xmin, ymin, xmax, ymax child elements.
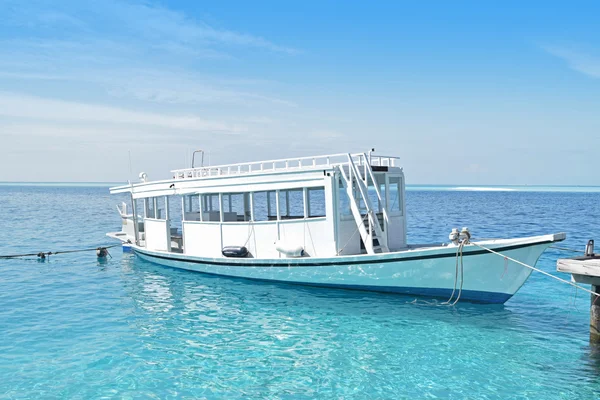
<box><xmin>362</xmin><ymin>152</ymin><xmax>390</xmax><ymax>225</ymax></box>
<box><xmin>346</xmin><ymin>155</ymin><xmax>377</xmax><ymax>226</ymax></box>
<box><xmin>344</xmin><ymin>154</ymin><xmax>389</xmax><ymax>252</ymax></box>
<box><xmin>171</xmin><ymin>151</ymin><xmax>400</xmax><ymax>180</ymax></box>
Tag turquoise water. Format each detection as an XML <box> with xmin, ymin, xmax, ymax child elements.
<box><xmin>1</xmin><ymin>185</ymin><xmax>600</xmax><ymax>398</ymax></box>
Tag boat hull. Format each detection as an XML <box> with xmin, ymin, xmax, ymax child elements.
<box><xmin>128</xmin><ymin>235</ymin><xmax>562</xmax><ymax>304</ymax></box>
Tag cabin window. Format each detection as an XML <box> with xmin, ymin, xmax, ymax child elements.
<box><xmin>222</xmin><ymin>193</ymin><xmax>251</xmax><ymax>222</ymax></box>
<box><xmin>169</xmin><ymin>196</ymin><xmax>183</xmax><ymax>231</ymax></box>
<box><xmin>252</xmin><ymin>191</ymin><xmax>277</xmax><ymax>221</ymax></box>
<box><xmin>183</xmin><ymin>195</ymin><xmax>201</xmax><ymax>221</ymax></box>
<box><xmin>338</xmin><ymin>180</ymin><xmax>352</xmax><ymax>217</ymax></box>
<box><xmin>201</xmin><ymin>194</ymin><xmax>221</xmax><ymax>221</ymax></box>
<box><xmin>145</xmin><ymin>198</ymin><xmax>155</xmax><ymax>219</ymax></box>
<box><xmin>134</xmin><ymin>199</ymin><xmax>145</xmax><ymax>218</ymax></box>
<box><xmin>155</xmin><ymin>197</ymin><xmax>166</xmax><ymax>219</ymax></box>
<box><xmin>353</xmin><ymin>181</ymin><xmax>367</xmax><ymax>214</ymax></box>
<box><xmin>307</xmin><ymin>187</ymin><xmax>326</xmax><ymax>218</ymax></box>
<box><xmin>145</xmin><ymin>197</ymin><xmax>165</xmax><ymax>219</ymax></box>
<box><xmin>389</xmin><ymin>176</ymin><xmax>403</xmax><ymax>214</ymax></box>
<box><xmin>367</xmin><ymin>174</ymin><xmax>386</xmax><ymax>213</ymax></box>
<box><xmin>278</xmin><ymin>189</ymin><xmax>304</xmax><ymax>220</ymax></box>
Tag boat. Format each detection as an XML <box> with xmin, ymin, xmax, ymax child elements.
<box><xmin>107</xmin><ymin>151</ymin><xmax>565</xmax><ymax>304</ymax></box>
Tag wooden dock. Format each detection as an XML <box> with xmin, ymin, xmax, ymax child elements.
<box><xmin>557</xmin><ymin>242</ymin><xmax>600</xmax><ymax>343</ymax></box>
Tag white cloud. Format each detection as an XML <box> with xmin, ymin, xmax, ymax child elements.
<box><xmin>105</xmin><ymin>71</ymin><xmax>297</xmax><ymax>107</ymax></box>
<box><xmin>0</xmin><ymin>92</ymin><xmax>244</xmax><ymax>133</ymax></box>
<box><xmin>110</xmin><ymin>2</ymin><xmax>299</xmax><ymax>54</ymax></box>
<box><xmin>2</xmin><ymin>0</ymin><xmax>299</xmax><ymax>55</ymax></box>
<box><xmin>543</xmin><ymin>45</ymin><xmax>600</xmax><ymax>79</ymax></box>
<box><xmin>0</xmin><ymin>0</ymin><xmax>326</xmax><ymax>181</ymax></box>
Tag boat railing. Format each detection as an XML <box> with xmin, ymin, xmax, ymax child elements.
<box><xmin>171</xmin><ymin>152</ymin><xmax>400</xmax><ymax>180</ymax></box>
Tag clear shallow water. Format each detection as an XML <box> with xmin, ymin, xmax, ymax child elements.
<box><xmin>1</xmin><ymin>186</ymin><xmax>600</xmax><ymax>399</ymax></box>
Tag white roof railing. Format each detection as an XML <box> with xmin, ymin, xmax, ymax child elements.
<box><xmin>170</xmin><ymin>152</ymin><xmax>400</xmax><ymax>180</ymax></box>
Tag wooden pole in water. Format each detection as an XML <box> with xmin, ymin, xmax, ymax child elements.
<box><xmin>592</xmin><ymin>284</ymin><xmax>600</xmax><ymax>343</ymax></box>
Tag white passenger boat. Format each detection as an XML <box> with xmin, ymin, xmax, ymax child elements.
<box><xmin>107</xmin><ymin>151</ymin><xmax>565</xmax><ymax>304</ymax></box>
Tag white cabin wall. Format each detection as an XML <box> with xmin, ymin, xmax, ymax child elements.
<box><xmin>144</xmin><ymin>218</ymin><xmax>171</xmax><ymax>251</ymax></box>
<box><xmin>337</xmin><ymin>218</ymin><xmax>361</xmax><ymax>255</ymax></box>
<box><xmin>250</xmin><ymin>223</ymin><xmax>280</xmax><ymax>258</ymax></box>
<box><xmin>183</xmin><ymin>222</ymin><xmax>222</xmax><ymax>257</ymax></box>
<box><xmin>278</xmin><ymin>218</ymin><xmax>334</xmax><ymax>257</ymax></box>
<box><xmin>387</xmin><ymin>216</ymin><xmax>406</xmax><ymax>250</ymax></box>
<box><xmin>181</xmin><ymin>218</ymin><xmax>335</xmax><ymax>259</ymax></box>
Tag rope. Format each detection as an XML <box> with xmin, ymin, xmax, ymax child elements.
<box><xmin>0</xmin><ymin>243</ymin><xmax>123</xmax><ymax>259</ymax></box>
<box><xmin>474</xmin><ymin>241</ymin><xmax>587</xmax><ymax>255</ymax></box>
<box><xmin>550</xmin><ymin>246</ymin><xmax>585</xmax><ymax>254</ymax></box>
<box><xmin>444</xmin><ymin>244</ymin><xmax>461</xmax><ymax>304</ymax></box>
<box><xmin>471</xmin><ymin>242</ymin><xmax>600</xmax><ymax>298</ymax></box>
<box><xmin>306</xmin><ymin>222</ymin><xmax>317</xmax><ymax>257</ymax></box>
<box><xmin>243</xmin><ymin>222</ymin><xmax>255</xmax><ymax>248</ymax></box>
<box><xmin>443</xmin><ymin>242</ymin><xmax>466</xmax><ymax>305</ymax></box>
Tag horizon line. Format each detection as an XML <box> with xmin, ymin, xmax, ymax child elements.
<box><xmin>2</xmin><ymin>181</ymin><xmax>600</xmax><ymax>189</ymax></box>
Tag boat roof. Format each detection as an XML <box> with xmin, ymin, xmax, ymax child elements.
<box><xmin>110</xmin><ymin>152</ymin><xmax>402</xmax><ymax>197</ymax></box>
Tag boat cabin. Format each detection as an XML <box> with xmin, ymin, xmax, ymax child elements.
<box><xmin>110</xmin><ymin>152</ymin><xmax>406</xmax><ymax>259</ymax></box>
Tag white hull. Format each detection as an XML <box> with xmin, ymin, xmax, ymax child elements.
<box><xmin>124</xmin><ymin>233</ymin><xmax>564</xmax><ymax>304</ymax></box>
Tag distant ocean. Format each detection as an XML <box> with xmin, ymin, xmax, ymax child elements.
<box><xmin>407</xmin><ymin>184</ymin><xmax>600</xmax><ymax>193</ymax></box>
<box><xmin>3</xmin><ymin>181</ymin><xmax>600</xmax><ymax>193</ymax></box>
<box><xmin>1</xmin><ymin>183</ymin><xmax>600</xmax><ymax>398</ymax></box>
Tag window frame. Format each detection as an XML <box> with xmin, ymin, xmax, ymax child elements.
<box><xmin>387</xmin><ymin>175</ymin><xmax>404</xmax><ymax>216</ymax></box>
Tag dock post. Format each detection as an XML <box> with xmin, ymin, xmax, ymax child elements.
<box><xmin>592</xmin><ymin>285</ymin><xmax>600</xmax><ymax>343</ymax></box>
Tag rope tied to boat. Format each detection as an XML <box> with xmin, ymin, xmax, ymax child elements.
<box><xmin>443</xmin><ymin>229</ymin><xmax>471</xmax><ymax>305</ymax></box>
<box><xmin>443</xmin><ymin>241</ymin><xmax>466</xmax><ymax>305</ymax></box>
<box><xmin>471</xmin><ymin>242</ymin><xmax>600</xmax><ymax>298</ymax></box>
<box><xmin>0</xmin><ymin>243</ymin><xmax>124</xmax><ymax>259</ymax></box>
<box><xmin>550</xmin><ymin>246</ymin><xmax>586</xmax><ymax>254</ymax></box>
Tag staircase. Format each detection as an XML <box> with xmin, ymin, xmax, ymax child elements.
<box><xmin>338</xmin><ymin>153</ymin><xmax>389</xmax><ymax>254</ymax></box>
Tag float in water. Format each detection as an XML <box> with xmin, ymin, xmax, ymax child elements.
<box><xmin>107</xmin><ymin>150</ymin><xmax>565</xmax><ymax>304</ymax></box>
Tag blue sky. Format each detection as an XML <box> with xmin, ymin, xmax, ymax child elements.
<box><xmin>1</xmin><ymin>0</ymin><xmax>599</xmax><ymax>184</ymax></box>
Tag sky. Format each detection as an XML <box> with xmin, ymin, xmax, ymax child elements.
<box><xmin>0</xmin><ymin>0</ymin><xmax>599</xmax><ymax>185</ymax></box>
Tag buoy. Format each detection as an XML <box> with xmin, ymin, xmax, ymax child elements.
<box><xmin>275</xmin><ymin>241</ymin><xmax>304</xmax><ymax>257</ymax></box>
<box><xmin>222</xmin><ymin>246</ymin><xmax>249</xmax><ymax>258</ymax></box>
<box><xmin>96</xmin><ymin>247</ymin><xmax>109</xmax><ymax>258</ymax></box>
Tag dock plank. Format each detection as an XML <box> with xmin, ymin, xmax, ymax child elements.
<box><xmin>557</xmin><ymin>257</ymin><xmax>600</xmax><ymax>277</ymax></box>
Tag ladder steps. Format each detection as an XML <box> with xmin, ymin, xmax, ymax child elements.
<box><xmin>338</xmin><ymin>154</ymin><xmax>390</xmax><ymax>255</ymax></box>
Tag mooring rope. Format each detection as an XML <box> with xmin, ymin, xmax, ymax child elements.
<box><xmin>550</xmin><ymin>246</ymin><xmax>585</xmax><ymax>254</ymax></box>
<box><xmin>443</xmin><ymin>242</ymin><xmax>466</xmax><ymax>305</ymax></box>
<box><xmin>471</xmin><ymin>242</ymin><xmax>600</xmax><ymax>298</ymax></box>
<box><xmin>0</xmin><ymin>243</ymin><xmax>123</xmax><ymax>259</ymax></box>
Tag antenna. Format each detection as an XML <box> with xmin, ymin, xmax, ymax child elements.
<box><xmin>128</xmin><ymin>150</ymin><xmax>133</xmax><ymax>182</ymax></box>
